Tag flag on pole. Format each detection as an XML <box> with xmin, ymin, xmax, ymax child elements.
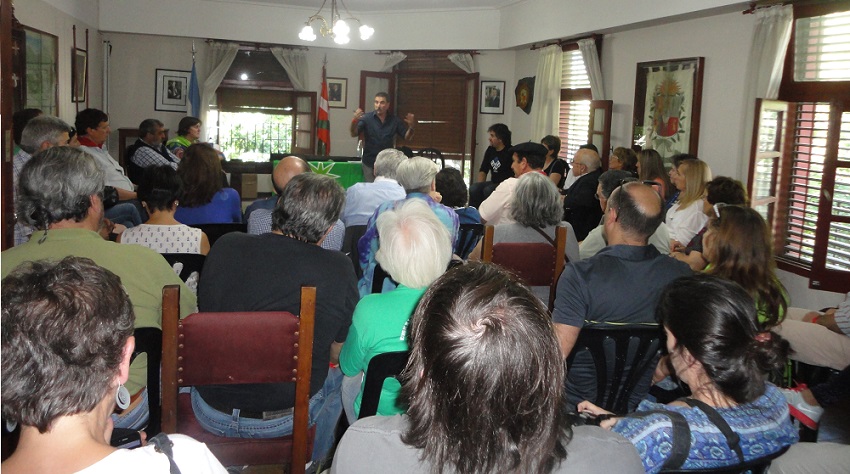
<box><xmin>317</xmin><ymin>59</ymin><xmax>331</xmax><ymax>156</ymax></box>
<box><xmin>189</xmin><ymin>52</ymin><xmax>201</xmax><ymax>118</ymax></box>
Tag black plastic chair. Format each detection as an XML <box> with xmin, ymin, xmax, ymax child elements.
<box><xmin>358</xmin><ymin>351</ymin><xmax>411</xmax><ymax>419</ymax></box>
<box><xmin>342</xmin><ymin>225</ymin><xmax>367</xmax><ymax>279</ymax></box>
<box><xmin>566</xmin><ymin>326</ymin><xmax>663</xmax><ymax>414</ymax></box>
<box><xmin>660</xmin><ymin>446</ymin><xmax>790</xmax><ymax>473</ymax></box>
<box><xmin>131</xmin><ymin>327</ymin><xmax>164</xmax><ymax>437</ymax></box>
<box><xmin>189</xmin><ymin>223</ymin><xmax>246</xmax><ymax>247</ymax></box>
<box><xmin>161</xmin><ymin>253</ymin><xmax>206</xmax><ymax>283</ymax></box>
<box><xmin>455</xmin><ymin>223</ymin><xmax>484</xmax><ymax>260</ymax></box>
<box><xmin>370</xmin><ymin>263</ymin><xmax>399</xmax><ymax>294</ymax></box>
<box><xmin>416</xmin><ymin>148</ymin><xmax>445</xmax><ymax>169</ymax></box>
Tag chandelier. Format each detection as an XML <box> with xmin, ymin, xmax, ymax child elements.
<box><xmin>298</xmin><ymin>0</ymin><xmax>374</xmax><ymax>45</ymax></box>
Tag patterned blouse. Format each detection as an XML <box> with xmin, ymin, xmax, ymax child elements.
<box><xmin>120</xmin><ymin>224</ymin><xmax>203</xmax><ymax>254</ymax></box>
<box><xmin>610</xmin><ymin>384</ymin><xmax>798</xmax><ymax>473</ymax></box>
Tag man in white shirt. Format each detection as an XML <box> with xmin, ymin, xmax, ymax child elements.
<box><xmin>478</xmin><ymin>142</ymin><xmax>547</xmax><ymax>225</ymax></box>
<box><xmin>75</xmin><ymin>108</ymin><xmax>137</xmax><ymax>201</ymax></box>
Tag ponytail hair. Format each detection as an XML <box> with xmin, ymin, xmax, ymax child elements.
<box><xmin>657</xmin><ymin>274</ymin><xmax>789</xmax><ymax>404</ymax></box>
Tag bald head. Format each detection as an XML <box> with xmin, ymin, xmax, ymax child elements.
<box><xmin>273</xmin><ymin>156</ymin><xmax>311</xmax><ymax>195</ymax></box>
<box><xmin>606</xmin><ymin>182</ymin><xmax>663</xmax><ymax>243</ymax></box>
<box><xmin>572</xmin><ymin>148</ymin><xmax>601</xmax><ymax>176</ymax></box>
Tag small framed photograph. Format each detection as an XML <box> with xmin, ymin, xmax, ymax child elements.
<box><xmin>480</xmin><ymin>80</ymin><xmax>505</xmax><ymax>115</ymax></box>
<box><xmin>327</xmin><ymin>77</ymin><xmax>347</xmax><ymax>108</ymax></box>
<box><xmin>155</xmin><ymin>69</ymin><xmax>191</xmax><ymax>112</ymax></box>
<box><xmin>72</xmin><ymin>48</ymin><xmax>87</xmax><ymax>103</ymax></box>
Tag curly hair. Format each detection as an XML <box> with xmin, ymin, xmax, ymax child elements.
<box><xmin>434</xmin><ymin>168</ymin><xmax>469</xmax><ymax>208</ymax></box>
<box><xmin>2</xmin><ymin>257</ymin><xmax>134</xmax><ymax>433</ymax></box>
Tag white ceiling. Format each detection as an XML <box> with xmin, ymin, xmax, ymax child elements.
<box><xmin>206</xmin><ymin>0</ymin><xmax>518</xmax><ymax>13</ymax></box>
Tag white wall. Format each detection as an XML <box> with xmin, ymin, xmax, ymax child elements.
<box><xmin>15</xmin><ymin>0</ymin><xmax>103</xmax><ymax>126</ymax></box>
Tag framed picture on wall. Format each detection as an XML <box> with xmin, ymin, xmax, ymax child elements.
<box><xmin>632</xmin><ymin>57</ymin><xmax>704</xmax><ymax>160</ymax></box>
<box><xmin>327</xmin><ymin>77</ymin><xmax>347</xmax><ymax>108</ymax></box>
<box><xmin>155</xmin><ymin>69</ymin><xmax>191</xmax><ymax>112</ymax></box>
<box><xmin>480</xmin><ymin>81</ymin><xmax>505</xmax><ymax>114</ymax></box>
<box><xmin>14</xmin><ymin>26</ymin><xmax>59</xmax><ymax>116</ymax></box>
<box><xmin>72</xmin><ymin>48</ymin><xmax>87</xmax><ymax>103</ymax></box>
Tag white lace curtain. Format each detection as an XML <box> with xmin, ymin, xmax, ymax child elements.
<box><xmin>531</xmin><ymin>45</ymin><xmax>563</xmax><ymax>140</ymax></box>
<box><xmin>270</xmin><ymin>47</ymin><xmax>309</xmax><ymax>91</ymax></box>
<box><xmin>578</xmin><ymin>38</ymin><xmax>604</xmax><ymax>100</ymax></box>
<box><xmin>199</xmin><ymin>42</ymin><xmax>239</xmax><ymax>140</ymax></box>
<box><xmin>381</xmin><ymin>52</ymin><xmax>407</xmax><ymax>72</ymax></box>
<box><xmin>738</xmin><ymin>4</ymin><xmax>793</xmax><ymax>177</ymax></box>
<box><xmin>448</xmin><ymin>52</ymin><xmax>475</xmax><ymax>73</ymax></box>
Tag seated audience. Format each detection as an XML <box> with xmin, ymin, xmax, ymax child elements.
<box><xmin>541</xmin><ymin>135</ymin><xmax>568</xmax><ymax>188</ymax></box>
<box><xmin>2</xmin><ymin>147</ymin><xmax>196</xmax><ymax>432</ymax></box>
<box><xmin>579</xmin><ymin>274</ymin><xmax>798</xmax><ymax>473</ymax></box>
<box><xmin>608</xmin><ymin>146</ymin><xmax>638</xmax><ymax>175</ymax></box>
<box><xmin>664</xmin><ymin>153</ymin><xmax>698</xmax><ymax>210</ymax></box>
<box><xmin>469</xmin><ymin>123</ymin><xmax>513</xmax><ymax>208</ymax></box>
<box><xmin>339</xmin><ymin>199</ymin><xmax>453</xmax><ymax>422</ymax></box>
<box><xmin>246</xmin><ymin>156</ymin><xmax>345</xmax><ymax>251</ymax></box>
<box><xmin>195</xmin><ymin>173</ymin><xmax>357</xmax><ymax>464</ymax></box>
<box><xmin>76</xmin><ymin>108</ymin><xmax>136</xmax><ymax>201</ymax></box>
<box><xmin>333</xmin><ymin>263</ymin><xmax>644</xmax><ymax>473</ymax></box>
<box><xmin>563</xmin><ymin>147</ymin><xmax>603</xmax><ymax>241</ymax></box>
<box><xmin>703</xmin><ymin>205</ymin><xmax>787</xmax><ymax>330</ymax></box>
<box><xmin>771</xmin><ymin>293</ymin><xmax>850</xmax><ymax>372</ymax></box>
<box><xmin>1</xmin><ymin>257</ymin><xmax>226</xmax><ymax>473</ymax></box>
<box><xmin>341</xmin><ymin>149</ymin><xmax>406</xmax><ymax>227</ymax></box>
<box><xmin>244</xmin><ymin>156</ymin><xmax>308</xmax><ymax>222</ymax></box>
<box><xmin>472</xmin><ymin>172</ymin><xmax>579</xmax><ymax>301</ymax></box>
<box><xmin>358</xmin><ymin>157</ymin><xmax>459</xmax><ymax>297</ymax></box>
<box><xmin>119</xmin><ymin>165</ymin><xmax>210</xmax><ymax>255</ymax></box>
<box><xmin>166</xmin><ymin>116</ymin><xmax>202</xmax><ymax>160</ymax></box>
<box><xmin>637</xmin><ymin>149</ymin><xmax>673</xmax><ymax>203</ymax></box>
<box><xmin>666</xmin><ymin>157</ymin><xmax>711</xmax><ymax>251</ymax></box>
<box><xmin>13</xmin><ymin>114</ymin><xmax>70</xmax><ymax>245</ymax></box>
<box><xmin>553</xmin><ymin>182</ymin><xmax>691</xmax><ymax>410</ymax></box>
<box><xmin>175</xmin><ymin>144</ymin><xmax>241</xmax><ymax>225</ymax></box>
<box><xmin>671</xmin><ymin>176</ymin><xmax>748</xmax><ymax>270</ymax></box>
<box><xmin>434</xmin><ymin>167</ymin><xmax>480</xmax><ymax>258</ymax></box>
<box><xmin>479</xmin><ymin>142</ymin><xmax>548</xmax><ymax>226</ymax></box>
<box><xmin>579</xmin><ymin>171</ymin><xmax>670</xmax><ymax>259</ymax></box>
<box><xmin>127</xmin><ymin>118</ymin><xmax>179</xmax><ymax>185</ymax></box>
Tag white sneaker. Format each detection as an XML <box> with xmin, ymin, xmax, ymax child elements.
<box><xmin>781</xmin><ymin>386</ymin><xmax>824</xmax><ymax>430</ymax></box>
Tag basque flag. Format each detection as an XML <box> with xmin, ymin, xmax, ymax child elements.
<box><xmin>317</xmin><ymin>64</ymin><xmax>331</xmax><ymax>156</ymax></box>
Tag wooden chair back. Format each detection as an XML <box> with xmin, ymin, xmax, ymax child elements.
<box><xmin>161</xmin><ymin>285</ymin><xmax>316</xmax><ymax>472</ymax></box>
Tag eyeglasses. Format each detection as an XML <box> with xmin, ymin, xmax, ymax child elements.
<box><xmin>713</xmin><ymin>202</ymin><xmax>728</xmax><ymax>219</ymax></box>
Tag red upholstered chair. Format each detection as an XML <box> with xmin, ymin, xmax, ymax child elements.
<box><xmin>160</xmin><ymin>285</ymin><xmax>316</xmax><ymax>473</ymax></box>
<box><xmin>481</xmin><ymin>224</ymin><xmax>567</xmax><ymax>311</ymax></box>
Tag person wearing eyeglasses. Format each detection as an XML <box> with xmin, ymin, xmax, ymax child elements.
<box><xmin>671</xmin><ymin>177</ymin><xmax>748</xmax><ymax>271</ymax></box>
<box><xmin>562</xmin><ymin>147</ymin><xmax>604</xmax><ymax>241</ymax></box>
<box><xmin>578</xmin><ymin>170</ymin><xmax>670</xmax><ymax>260</ymax></box>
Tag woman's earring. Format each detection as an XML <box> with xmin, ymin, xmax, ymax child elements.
<box><xmin>116</xmin><ymin>383</ymin><xmax>131</xmax><ymax>410</ymax></box>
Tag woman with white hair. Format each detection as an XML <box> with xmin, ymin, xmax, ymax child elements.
<box><xmin>472</xmin><ymin>172</ymin><xmax>579</xmax><ymax>302</ymax></box>
<box><xmin>341</xmin><ymin>198</ymin><xmax>453</xmax><ymax>423</ymax></box>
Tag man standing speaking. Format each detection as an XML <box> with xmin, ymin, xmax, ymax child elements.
<box><xmin>350</xmin><ymin>92</ymin><xmax>416</xmax><ymax>182</ymax></box>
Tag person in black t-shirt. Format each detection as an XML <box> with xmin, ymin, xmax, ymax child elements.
<box><xmin>469</xmin><ymin>123</ymin><xmax>512</xmax><ymax>208</ymax></box>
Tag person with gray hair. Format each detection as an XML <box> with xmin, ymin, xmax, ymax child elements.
<box><xmin>579</xmin><ymin>170</ymin><xmax>670</xmax><ymax>259</ymax></box>
<box><xmin>340</xmin><ymin>199</ymin><xmax>453</xmax><ymax>422</ymax></box>
<box><xmin>357</xmin><ymin>157</ymin><xmax>459</xmax><ymax>297</ymax></box>
<box><xmin>553</xmin><ymin>182</ymin><xmax>691</xmax><ymax>411</ymax></box>
<box><xmin>127</xmin><ymin>118</ymin><xmax>179</xmax><ymax>185</ymax></box>
<box><xmin>471</xmin><ymin>171</ymin><xmax>579</xmax><ymax>302</ymax></box>
<box><xmin>2</xmin><ymin>146</ymin><xmax>197</xmax><ymax>433</ymax></box>
<box><xmin>12</xmin><ymin>115</ymin><xmax>74</xmax><ymax>245</ymax></box>
<box><xmin>341</xmin><ymin>149</ymin><xmax>407</xmax><ymax>227</ymax></box>
<box><xmin>563</xmin><ymin>147</ymin><xmax>604</xmax><ymax>241</ymax></box>
<box><xmin>195</xmin><ymin>172</ymin><xmax>358</xmax><ymax>465</ymax></box>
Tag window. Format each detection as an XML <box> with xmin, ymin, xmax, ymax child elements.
<box><xmin>209</xmin><ymin>49</ymin><xmax>316</xmax><ymax>161</ymax></box>
<box><xmin>749</xmin><ymin>5</ymin><xmax>850</xmax><ymax>292</ymax></box>
<box><xmin>558</xmin><ymin>47</ymin><xmax>592</xmax><ymax>160</ymax></box>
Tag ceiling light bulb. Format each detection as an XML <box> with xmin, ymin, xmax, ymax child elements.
<box><xmin>299</xmin><ymin>25</ymin><xmax>317</xmax><ymax>41</ymax></box>
<box><xmin>240</xmin><ymin>73</ymin><xmax>248</xmax><ymax>80</ymax></box>
<box><xmin>332</xmin><ymin>19</ymin><xmax>350</xmax><ymax>37</ymax></box>
<box><xmin>359</xmin><ymin>25</ymin><xmax>374</xmax><ymax>40</ymax></box>
<box><xmin>334</xmin><ymin>33</ymin><xmax>350</xmax><ymax>45</ymax></box>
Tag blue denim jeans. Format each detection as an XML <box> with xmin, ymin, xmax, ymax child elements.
<box><xmin>105</xmin><ymin>202</ymin><xmax>142</xmax><ymax>228</ymax></box>
<box><xmin>190</xmin><ymin>367</ymin><xmax>343</xmax><ymax>463</ymax></box>
<box><xmin>111</xmin><ymin>387</ymin><xmax>149</xmax><ymax>430</ymax></box>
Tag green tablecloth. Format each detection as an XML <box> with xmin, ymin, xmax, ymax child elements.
<box><xmin>273</xmin><ymin>160</ymin><xmax>364</xmax><ymax>189</ymax></box>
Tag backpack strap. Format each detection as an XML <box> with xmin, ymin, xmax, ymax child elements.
<box><xmin>683</xmin><ymin>398</ymin><xmax>744</xmax><ymax>464</ymax></box>
<box><xmin>149</xmin><ymin>433</ymin><xmax>181</xmax><ymax>474</ymax></box>
<box><xmin>626</xmin><ymin>409</ymin><xmax>692</xmax><ymax>470</ymax></box>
